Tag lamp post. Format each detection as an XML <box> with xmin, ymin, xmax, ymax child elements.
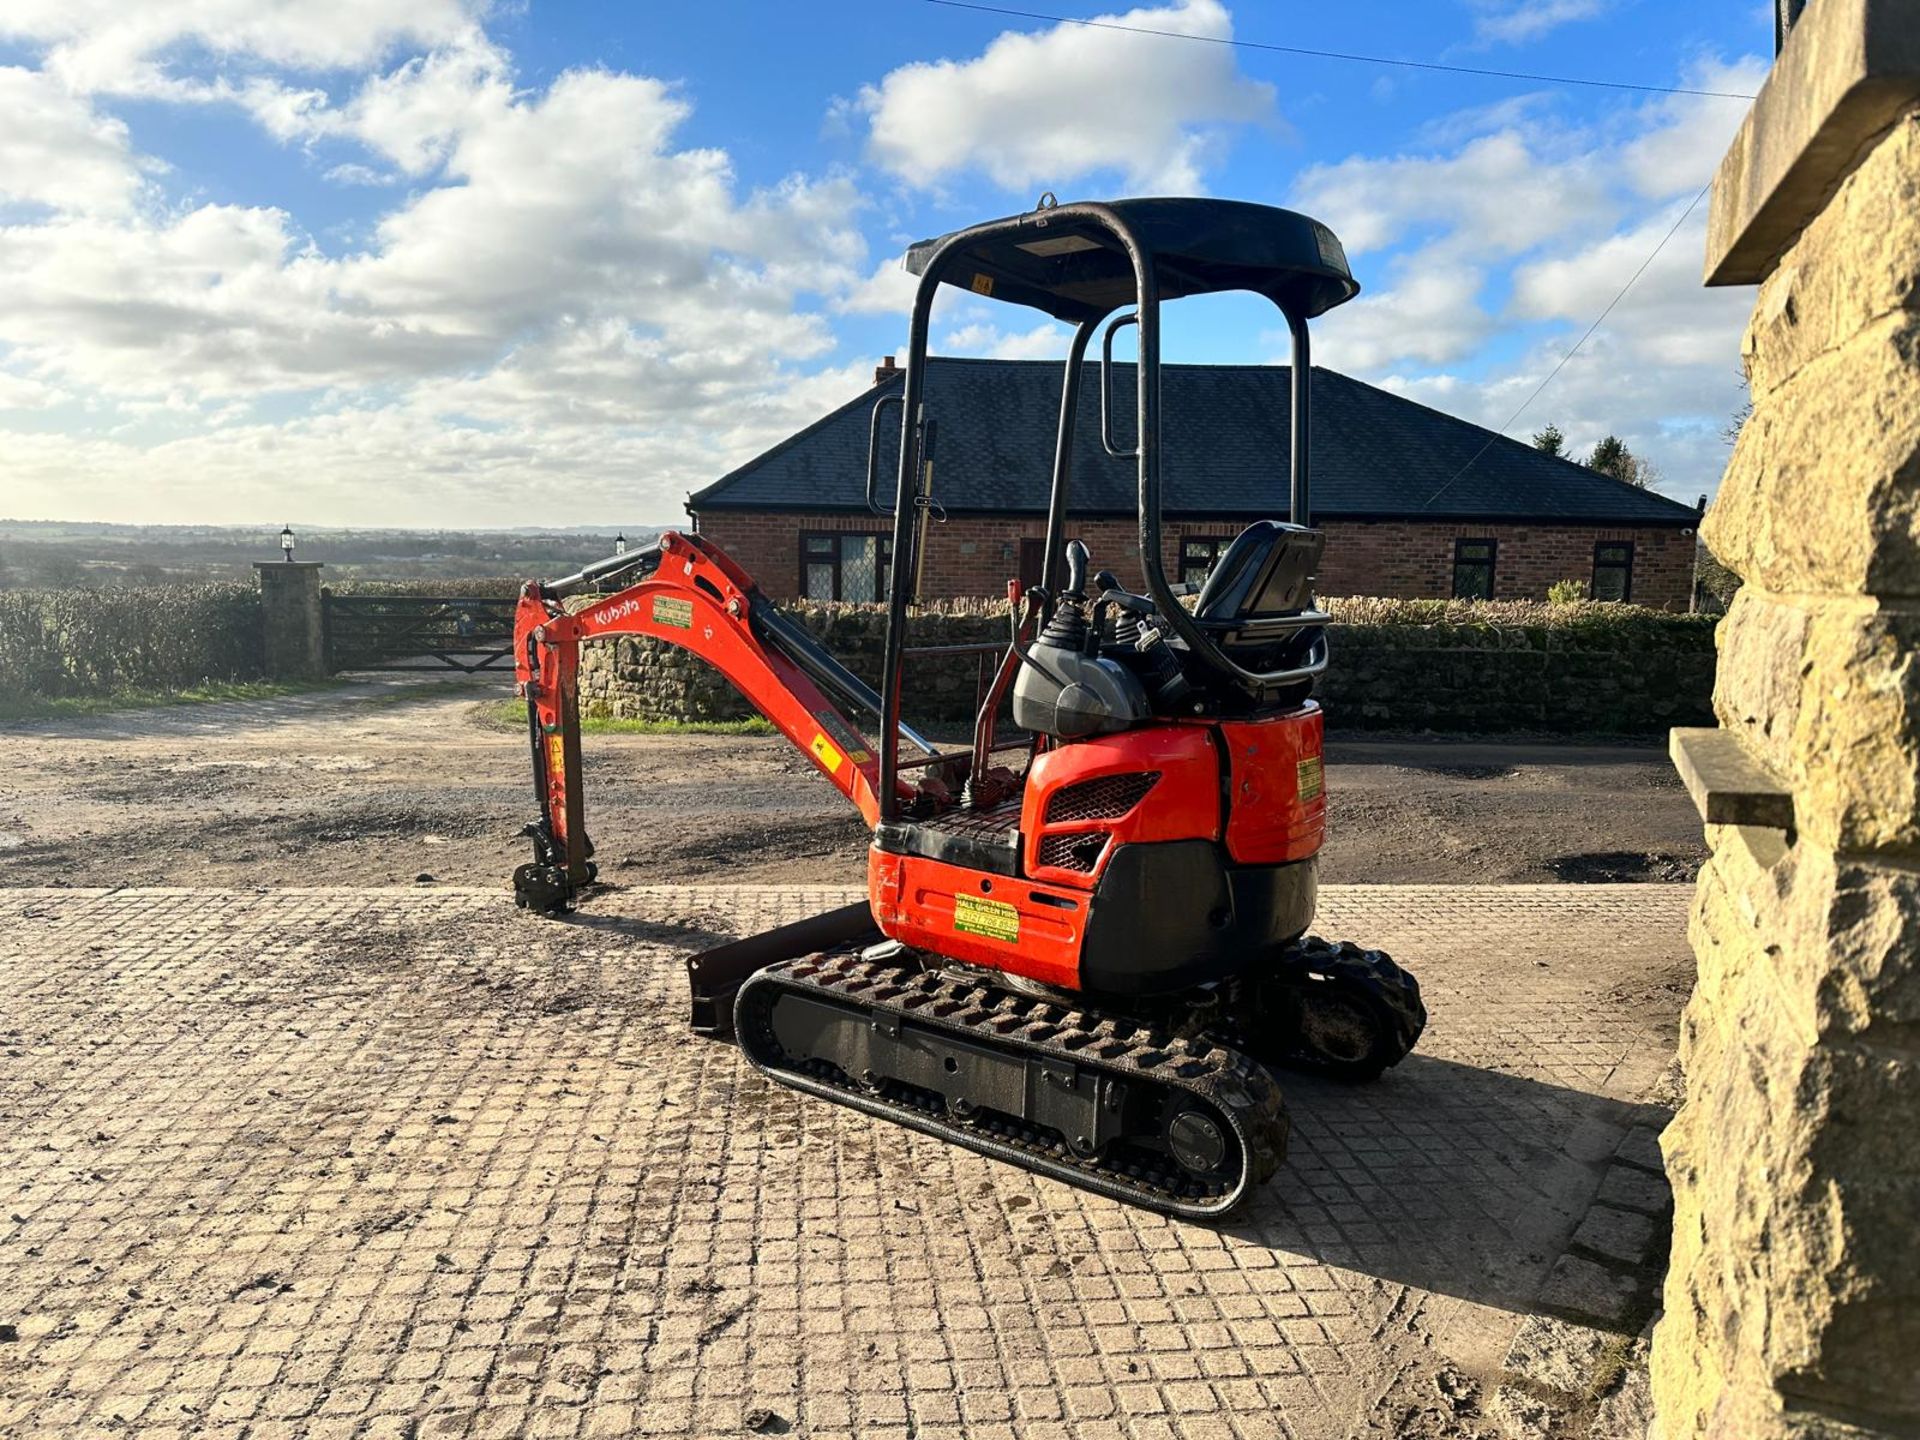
<box><xmin>614</xmin><ymin>532</ymin><xmax>628</xmax><ymax>556</ymax></box>
<box><xmin>280</xmin><ymin>525</ymin><xmax>295</xmax><ymax>562</ymax></box>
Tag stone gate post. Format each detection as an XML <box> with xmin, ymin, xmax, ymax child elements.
<box><xmin>253</xmin><ymin>561</ymin><xmax>327</xmax><ymax>680</ymax></box>
<box><xmin>1658</xmin><ymin>1</ymin><xmax>1920</xmax><ymax>1435</ymax></box>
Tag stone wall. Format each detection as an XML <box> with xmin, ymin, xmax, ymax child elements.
<box><xmin>1654</xmin><ymin>9</ymin><xmax>1920</xmax><ymax>1435</ymax></box>
<box><xmin>690</xmin><ymin>509</ymin><xmax>1700</xmax><ymax>611</ymax></box>
<box><xmin>575</xmin><ymin>601</ymin><xmax>1716</xmax><ymax>734</ymax></box>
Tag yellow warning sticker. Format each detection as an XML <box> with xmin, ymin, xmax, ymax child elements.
<box><xmin>953</xmin><ymin>893</ymin><xmax>1020</xmax><ymax>943</ymax></box>
<box><xmin>652</xmin><ymin>595</ymin><xmax>694</xmax><ymax>629</ymax></box>
<box><xmin>810</xmin><ymin>732</ymin><xmax>845</xmax><ymax>775</ymax></box>
<box><xmin>547</xmin><ymin>733</ymin><xmax>566</xmax><ymax>782</ymax></box>
<box><xmin>1296</xmin><ymin>756</ymin><xmax>1324</xmax><ymax>802</ymax></box>
<box><xmin>970</xmin><ymin>272</ymin><xmax>995</xmax><ymax>296</ymax></box>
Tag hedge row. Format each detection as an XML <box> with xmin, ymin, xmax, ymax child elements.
<box><xmin>325</xmin><ymin>577</ymin><xmax>526</xmax><ymax>598</ymax></box>
<box><xmin>0</xmin><ymin>585</ymin><xmax>265</xmax><ymax>697</ymax></box>
<box><xmin>578</xmin><ymin>594</ymin><xmax>1719</xmax><ymax>734</ymax></box>
<box><xmin>1322</xmin><ymin>596</ymin><xmax>1719</xmax><ymax>650</ymax></box>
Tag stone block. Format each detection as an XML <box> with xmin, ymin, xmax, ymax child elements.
<box><xmin>1704</xmin><ymin>317</ymin><xmax>1920</xmax><ymax>598</ymax></box>
<box><xmin>1594</xmin><ymin>1166</ymin><xmax>1671</xmax><ymax>1217</ymax></box>
<box><xmin>1570</xmin><ymin>1204</ymin><xmax>1659</xmax><ymax>1269</ymax></box>
<box><xmin>1705</xmin><ymin>0</ymin><xmax>1920</xmax><ymax>286</ymax></box>
<box><xmin>1670</xmin><ymin>726</ymin><xmax>1795</xmax><ymax>831</ymax></box>
<box><xmin>1744</xmin><ymin>114</ymin><xmax>1920</xmax><ymax>399</ymax></box>
<box><xmin>1538</xmin><ymin>1254</ymin><xmax>1644</xmax><ymax>1329</ymax></box>
<box><xmin>1711</xmin><ymin>589</ymin><xmax>1920</xmax><ymax>853</ymax></box>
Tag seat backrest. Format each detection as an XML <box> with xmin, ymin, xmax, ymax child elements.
<box><xmin>1193</xmin><ymin>521</ymin><xmax>1322</xmax><ymax>623</ymax></box>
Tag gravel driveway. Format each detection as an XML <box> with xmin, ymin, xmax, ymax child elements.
<box><xmin>0</xmin><ymin>678</ymin><xmax>1704</xmax><ymax>893</ymax></box>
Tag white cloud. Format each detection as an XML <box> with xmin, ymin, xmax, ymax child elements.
<box><xmin>836</xmin><ymin>254</ymin><xmax>920</xmax><ymax>316</ymax></box>
<box><xmin>0</xmin><ymin>369</ymin><xmax>67</xmax><ymax>410</ymax></box>
<box><xmin>0</xmin><ymin>1</ymin><xmax>484</xmax><ymax>94</ymax></box>
<box><xmin>855</xmin><ymin>0</ymin><xmax>1274</xmax><ymax>193</ymax></box>
<box><xmin>1618</xmin><ymin>57</ymin><xmax>1769</xmax><ymax>198</ymax></box>
<box><xmin>939</xmin><ymin>321</ymin><xmax>1069</xmax><ymax>361</ymax></box>
<box><xmin>1312</xmin><ymin>265</ymin><xmax>1494</xmax><ymax>371</ymax></box>
<box><xmin>1290</xmin><ymin>52</ymin><xmax>1764</xmax><ymax>503</ymax></box>
<box><xmin>1468</xmin><ymin>0</ymin><xmax>1609</xmax><ymax>46</ymax></box>
<box><xmin>1294</xmin><ymin>129</ymin><xmax>1613</xmax><ymax>257</ymax></box>
<box><xmin>0</xmin><ymin>21</ymin><xmax>886</xmax><ymax>524</ymax></box>
<box><xmin>0</xmin><ymin>67</ymin><xmax>149</xmax><ymax>214</ymax></box>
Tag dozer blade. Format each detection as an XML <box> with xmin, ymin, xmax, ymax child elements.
<box><xmin>734</xmin><ymin>947</ymin><xmax>1290</xmax><ymax>1221</ymax></box>
<box><xmin>686</xmin><ymin>900</ymin><xmax>879</xmax><ymax>1039</ymax></box>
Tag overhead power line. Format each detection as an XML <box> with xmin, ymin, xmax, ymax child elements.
<box><xmin>918</xmin><ymin>0</ymin><xmax>1759</xmax><ymax>100</ymax></box>
<box><xmin>1417</xmin><ymin>181</ymin><xmax>1713</xmax><ymax>509</ymax></box>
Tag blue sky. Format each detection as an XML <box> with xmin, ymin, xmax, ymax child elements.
<box><xmin>0</xmin><ymin>0</ymin><xmax>1769</xmax><ymax>526</ymax></box>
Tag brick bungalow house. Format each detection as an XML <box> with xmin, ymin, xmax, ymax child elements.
<box><xmin>687</xmin><ymin>357</ymin><xmax>1703</xmax><ymax>610</ymax></box>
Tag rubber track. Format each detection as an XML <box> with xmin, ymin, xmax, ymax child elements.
<box><xmin>1274</xmin><ymin>936</ymin><xmax>1427</xmax><ymax>1072</ymax></box>
<box><xmin>736</xmin><ymin>948</ymin><xmax>1290</xmax><ymax>1220</ymax></box>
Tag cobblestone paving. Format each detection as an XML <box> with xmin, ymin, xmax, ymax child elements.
<box><xmin>0</xmin><ymin>884</ymin><xmax>1689</xmax><ymax>1439</ymax></box>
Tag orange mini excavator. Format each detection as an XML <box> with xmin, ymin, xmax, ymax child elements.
<box><xmin>511</xmin><ymin>198</ymin><xmax>1424</xmax><ymax>1218</ymax></box>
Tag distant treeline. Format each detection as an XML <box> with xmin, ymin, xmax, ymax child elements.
<box><xmin>0</xmin><ymin>526</ymin><xmax>663</xmax><ymax>590</ymax></box>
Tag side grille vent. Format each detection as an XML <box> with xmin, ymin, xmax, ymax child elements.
<box><xmin>1043</xmin><ymin>771</ymin><xmax>1161</xmax><ymax>825</ymax></box>
<box><xmin>1037</xmin><ymin>833</ymin><xmax>1107</xmax><ymax>873</ymax></box>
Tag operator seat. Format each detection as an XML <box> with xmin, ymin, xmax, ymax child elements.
<box><xmin>1191</xmin><ymin>520</ymin><xmax>1325</xmax><ymax>699</ymax></box>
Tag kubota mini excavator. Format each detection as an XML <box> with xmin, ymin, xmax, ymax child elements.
<box><xmin>511</xmin><ymin>197</ymin><xmax>1425</xmax><ymax>1218</ymax></box>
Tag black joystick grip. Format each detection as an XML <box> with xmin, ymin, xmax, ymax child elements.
<box><xmin>1063</xmin><ymin>540</ymin><xmax>1090</xmax><ymax>599</ymax></box>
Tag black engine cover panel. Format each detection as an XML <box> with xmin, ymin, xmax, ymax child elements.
<box><xmin>1080</xmin><ymin>841</ymin><xmax>1317</xmax><ymax>996</ymax></box>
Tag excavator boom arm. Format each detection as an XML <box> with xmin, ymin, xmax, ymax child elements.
<box><xmin>512</xmin><ymin>531</ymin><xmax>912</xmax><ymax>910</ymax></box>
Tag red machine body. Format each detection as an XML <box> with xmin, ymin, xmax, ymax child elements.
<box><xmin>869</xmin><ymin>712</ymin><xmax>1324</xmax><ymax>991</ymax></box>
<box><xmin>514</xmin><ymin>529</ymin><xmax>1328</xmax><ymax>1000</ymax></box>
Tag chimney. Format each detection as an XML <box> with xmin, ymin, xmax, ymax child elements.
<box><xmin>874</xmin><ymin>355</ymin><xmax>898</xmax><ymax>387</ymax></box>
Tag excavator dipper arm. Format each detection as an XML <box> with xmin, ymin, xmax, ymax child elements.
<box><xmin>512</xmin><ymin>530</ymin><xmax>921</xmax><ymax>913</ymax></box>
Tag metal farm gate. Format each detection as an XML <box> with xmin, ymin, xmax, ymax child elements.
<box><xmin>322</xmin><ymin>591</ymin><xmax>518</xmax><ymax>673</ymax></box>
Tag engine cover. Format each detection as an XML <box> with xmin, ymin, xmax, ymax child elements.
<box><xmin>1012</xmin><ymin>645</ymin><xmax>1150</xmax><ymax>739</ymax></box>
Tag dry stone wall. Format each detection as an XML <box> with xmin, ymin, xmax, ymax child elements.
<box><xmin>574</xmin><ymin>601</ymin><xmax>1715</xmax><ymax>734</ymax></box>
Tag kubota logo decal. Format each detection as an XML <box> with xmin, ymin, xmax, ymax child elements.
<box><xmin>592</xmin><ymin>597</ymin><xmax>642</xmax><ymax>626</ymax></box>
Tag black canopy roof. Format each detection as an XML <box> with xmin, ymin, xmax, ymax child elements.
<box><xmin>689</xmin><ymin>358</ymin><xmax>1701</xmax><ymax>528</ymax></box>
<box><xmin>904</xmin><ymin>199</ymin><xmax>1360</xmax><ymax>323</ymax></box>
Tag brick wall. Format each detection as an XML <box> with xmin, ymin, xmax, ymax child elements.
<box><xmin>690</xmin><ymin>510</ymin><xmax>1698</xmax><ymax>611</ymax></box>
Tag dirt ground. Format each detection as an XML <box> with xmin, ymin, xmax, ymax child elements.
<box><xmin>0</xmin><ymin>674</ymin><xmax>1706</xmax><ymax>892</ymax></box>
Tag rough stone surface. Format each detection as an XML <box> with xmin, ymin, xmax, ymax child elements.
<box><xmin>1742</xmin><ymin>114</ymin><xmax>1920</xmax><ymax>398</ymax></box>
<box><xmin>1662</xmin><ymin>61</ymin><xmax>1920</xmax><ymax>1440</ymax></box>
<box><xmin>1706</xmin><ymin>318</ymin><xmax>1920</xmax><ymax>599</ymax></box>
<box><xmin>253</xmin><ymin>562</ymin><xmax>326</xmax><ymax>680</ymax></box>
<box><xmin>1704</xmin><ymin>0</ymin><xmax>1920</xmax><ymax>286</ymax></box>
<box><xmin>1656</xmin><ymin>843</ymin><xmax>1920</xmax><ymax>1435</ymax></box>
<box><xmin>1712</xmin><ymin>588</ymin><xmax>1920</xmax><ymax>856</ymax></box>
<box><xmin>0</xmin><ymin>883</ymin><xmax>1690</xmax><ymax>1440</ymax></box>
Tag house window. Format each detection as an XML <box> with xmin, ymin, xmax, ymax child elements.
<box><xmin>1592</xmin><ymin>541</ymin><xmax>1634</xmax><ymax>602</ymax></box>
<box><xmin>1180</xmin><ymin>536</ymin><xmax>1229</xmax><ymax>588</ymax></box>
<box><xmin>1451</xmin><ymin>539</ymin><xmax>1496</xmax><ymax>599</ymax></box>
<box><xmin>801</xmin><ymin>532</ymin><xmax>891</xmax><ymax>602</ymax></box>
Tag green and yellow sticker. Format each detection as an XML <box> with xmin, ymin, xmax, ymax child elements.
<box><xmin>1296</xmin><ymin>756</ymin><xmax>1324</xmax><ymax>802</ymax></box>
<box><xmin>651</xmin><ymin>595</ymin><xmax>693</xmax><ymax>629</ymax></box>
<box><xmin>953</xmin><ymin>893</ymin><xmax>1020</xmax><ymax>943</ymax></box>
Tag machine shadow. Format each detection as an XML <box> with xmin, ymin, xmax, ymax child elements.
<box><xmin>1224</xmin><ymin>1053</ymin><xmax>1670</xmax><ymax>1319</ymax></box>
<box><xmin>549</xmin><ymin>906</ymin><xmax>742</xmax><ymax>955</ymax></box>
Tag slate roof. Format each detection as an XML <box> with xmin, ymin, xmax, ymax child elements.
<box><xmin>688</xmin><ymin>358</ymin><xmax>1701</xmax><ymax>526</ymax></box>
